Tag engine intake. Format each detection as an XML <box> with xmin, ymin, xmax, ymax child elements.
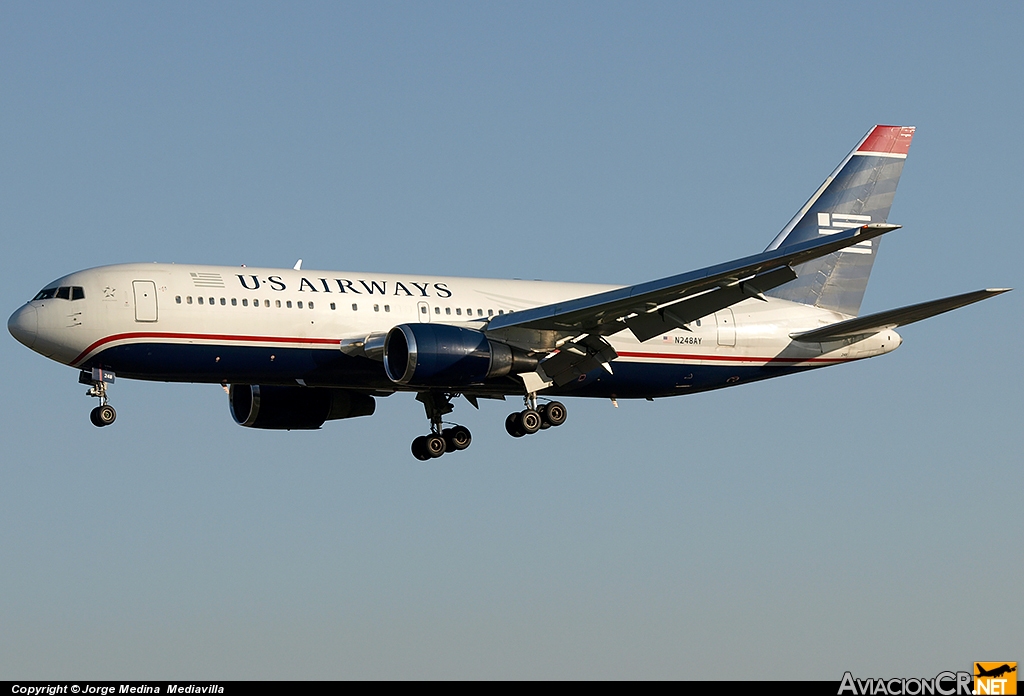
<box><xmin>383</xmin><ymin>323</ymin><xmax>537</xmax><ymax>387</ymax></box>
<box><xmin>229</xmin><ymin>385</ymin><xmax>375</xmax><ymax>430</ymax></box>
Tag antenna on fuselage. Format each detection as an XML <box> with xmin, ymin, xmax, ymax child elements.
<box><xmin>293</xmin><ymin>259</ymin><xmax>302</xmax><ymax>270</ymax></box>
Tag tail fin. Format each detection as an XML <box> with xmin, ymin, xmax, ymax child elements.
<box><xmin>765</xmin><ymin>125</ymin><xmax>915</xmax><ymax>316</ymax></box>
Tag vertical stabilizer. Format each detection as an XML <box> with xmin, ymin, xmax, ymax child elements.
<box><xmin>765</xmin><ymin>125</ymin><xmax>915</xmax><ymax>316</ymax></box>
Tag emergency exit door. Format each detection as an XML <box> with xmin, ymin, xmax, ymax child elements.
<box><xmin>133</xmin><ymin>280</ymin><xmax>158</xmax><ymax>322</ymax></box>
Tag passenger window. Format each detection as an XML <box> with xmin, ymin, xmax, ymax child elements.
<box><xmin>446</xmin><ymin>307</ymin><xmax>452</xmax><ymax>315</ymax></box>
<box><xmin>176</xmin><ymin>296</ymin><xmax>182</xmax><ymax>304</ymax></box>
<box><xmin>56</xmin><ymin>287</ymin><xmax>71</xmax><ymax>300</ymax></box>
<box><xmin>477</xmin><ymin>309</ymin><xmax>483</xmax><ymax>316</ymax></box>
<box><xmin>297</xmin><ymin>301</ymin><xmax>303</xmax><ymax>309</ymax></box>
<box><xmin>209</xmin><ymin>297</ymin><xmax>214</xmax><ymax>305</ymax></box>
<box><xmin>231</xmin><ymin>298</ymin><xmax>237</xmax><ymax>306</ymax></box>
<box><xmin>498</xmin><ymin>309</ymin><xmax>504</xmax><ymax>315</ymax></box>
<box><xmin>286</xmin><ymin>301</ymin><xmax>292</xmax><ymax>308</ymax></box>
<box><xmin>456</xmin><ymin>308</ymin><xmax>462</xmax><ymax>316</ymax></box>
<box><xmin>265</xmin><ymin>300</ymin><xmax>270</xmax><ymax>307</ymax></box>
<box><xmin>434</xmin><ymin>306</ymin><xmax>440</xmax><ymax>314</ymax></box>
<box><xmin>330</xmin><ymin>302</ymin><xmax>336</xmax><ymax>310</ymax></box>
<box><xmin>384</xmin><ymin>305</ymin><xmax>390</xmax><ymax>312</ymax></box>
<box><xmin>308</xmin><ymin>301</ymin><xmax>314</xmax><ymax>309</ymax></box>
<box><xmin>220</xmin><ymin>298</ymin><xmax>226</xmax><ymax>305</ymax></box>
<box><xmin>373</xmin><ymin>304</ymin><xmax>379</xmax><ymax>312</ymax></box>
<box><xmin>696</xmin><ymin>319</ymin><xmax>701</xmax><ymax>327</ymax></box>
<box><xmin>276</xmin><ymin>300</ymin><xmax>281</xmax><ymax>308</ymax></box>
<box><xmin>352</xmin><ymin>303</ymin><xmax>358</xmax><ymax>311</ymax></box>
<box><xmin>187</xmin><ymin>296</ymin><xmax>193</xmax><ymax>304</ymax></box>
<box><xmin>466</xmin><ymin>308</ymin><xmax>472</xmax><ymax>316</ymax></box>
<box><xmin>243</xmin><ymin>299</ymin><xmax>249</xmax><ymax>307</ymax></box>
<box><xmin>198</xmin><ymin>296</ymin><xmax>204</xmax><ymax>305</ymax></box>
<box><xmin>488</xmin><ymin>309</ymin><xmax>493</xmax><ymax>316</ymax></box>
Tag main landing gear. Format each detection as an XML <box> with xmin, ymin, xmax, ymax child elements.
<box><xmin>504</xmin><ymin>397</ymin><xmax>567</xmax><ymax>438</ymax></box>
<box><xmin>411</xmin><ymin>392</ymin><xmax>473</xmax><ymax>461</ymax></box>
<box><xmin>80</xmin><ymin>368</ymin><xmax>117</xmax><ymax>427</ymax></box>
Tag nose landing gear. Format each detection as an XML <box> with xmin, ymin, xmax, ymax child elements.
<box><xmin>80</xmin><ymin>368</ymin><xmax>117</xmax><ymax>427</ymax></box>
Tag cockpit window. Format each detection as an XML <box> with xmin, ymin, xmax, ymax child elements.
<box><xmin>33</xmin><ymin>287</ymin><xmax>58</xmax><ymax>300</ymax></box>
<box><xmin>72</xmin><ymin>287</ymin><xmax>85</xmax><ymax>300</ymax></box>
<box><xmin>56</xmin><ymin>287</ymin><xmax>71</xmax><ymax>300</ymax></box>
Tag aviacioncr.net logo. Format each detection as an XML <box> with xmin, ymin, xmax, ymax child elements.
<box><xmin>838</xmin><ymin>671</ymin><xmax>973</xmax><ymax>695</ymax></box>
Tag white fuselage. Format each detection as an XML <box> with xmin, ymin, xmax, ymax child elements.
<box><xmin>9</xmin><ymin>262</ymin><xmax>902</xmax><ymax>399</ymax></box>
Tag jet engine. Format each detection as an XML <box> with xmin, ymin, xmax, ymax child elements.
<box><xmin>229</xmin><ymin>385</ymin><xmax>375</xmax><ymax>430</ymax></box>
<box><xmin>383</xmin><ymin>323</ymin><xmax>537</xmax><ymax>387</ymax></box>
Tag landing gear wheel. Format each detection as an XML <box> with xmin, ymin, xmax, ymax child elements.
<box><xmin>424</xmin><ymin>433</ymin><xmax>447</xmax><ymax>458</ymax></box>
<box><xmin>90</xmin><ymin>404</ymin><xmax>116</xmax><ymax>427</ymax></box>
<box><xmin>537</xmin><ymin>404</ymin><xmax>552</xmax><ymax>429</ymax></box>
<box><xmin>542</xmin><ymin>401</ymin><xmax>567</xmax><ymax>427</ymax></box>
<box><xmin>518</xmin><ymin>409</ymin><xmax>542</xmax><ymax>435</ymax></box>
<box><xmin>411</xmin><ymin>436</ymin><xmax>432</xmax><ymax>461</ymax></box>
<box><xmin>505</xmin><ymin>412</ymin><xmax>525</xmax><ymax>438</ymax></box>
<box><xmin>444</xmin><ymin>425</ymin><xmax>472</xmax><ymax>451</ymax></box>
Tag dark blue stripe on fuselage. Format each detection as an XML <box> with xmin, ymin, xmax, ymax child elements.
<box><xmin>84</xmin><ymin>342</ymin><xmax>821</xmax><ymax>397</ymax></box>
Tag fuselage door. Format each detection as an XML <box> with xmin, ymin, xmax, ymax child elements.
<box><xmin>133</xmin><ymin>280</ymin><xmax>158</xmax><ymax>322</ymax></box>
<box><xmin>715</xmin><ymin>308</ymin><xmax>735</xmax><ymax>347</ymax></box>
<box><xmin>417</xmin><ymin>301</ymin><xmax>431</xmax><ymax>323</ymax></box>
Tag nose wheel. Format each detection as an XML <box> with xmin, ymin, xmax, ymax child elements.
<box><xmin>80</xmin><ymin>368</ymin><xmax>117</xmax><ymax>427</ymax></box>
<box><xmin>90</xmin><ymin>404</ymin><xmax>117</xmax><ymax>427</ymax></box>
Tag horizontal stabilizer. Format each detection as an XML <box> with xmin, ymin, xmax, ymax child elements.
<box><xmin>789</xmin><ymin>288</ymin><xmax>1011</xmax><ymax>342</ymax></box>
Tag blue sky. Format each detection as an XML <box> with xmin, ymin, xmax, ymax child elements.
<box><xmin>1</xmin><ymin>1</ymin><xmax>1021</xmax><ymax>679</ymax></box>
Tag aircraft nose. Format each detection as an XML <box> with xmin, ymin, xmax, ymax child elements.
<box><xmin>8</xmin><ymin>304</ymin><xmax>38</xmax><ymax>348</ymax></box>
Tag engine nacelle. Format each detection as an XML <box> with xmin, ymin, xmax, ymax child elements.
<box><xmin>229</xmin><ymin>385</ymin><xmax>375</xmax><ymax>430</ymax></box>
<box><xmin>383</xmin><ymin>323</ymin><xmax>537</xmax><ymax>387</ymax></box>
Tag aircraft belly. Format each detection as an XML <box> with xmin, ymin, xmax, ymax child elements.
<box><xmin>547</xmin><ymin>360</ymin><xmax>818</xmax><ymax>399</ymax></box>
<box><xmin>83</xmin><ymin>342</ymin><xmax>393</xmax><ymax>388</ymax></box>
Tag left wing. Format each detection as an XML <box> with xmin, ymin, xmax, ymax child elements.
<box><xmin>486</xmin><ymin>223</ymin><xmax>899</xmax><ymax>342</ymax></box>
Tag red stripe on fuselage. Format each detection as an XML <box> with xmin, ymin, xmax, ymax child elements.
<box><xmin>72</xmin><ymin>333</ymin><xmax>855</xmax><ymax>368</ymax></box>
<box><xmin>616</xmin><ymin>351</ymin><xmax>852</xmax><ymax>365</ymax></box>
<box><xmin>71</xmin><ymin>331</ymin><xmax>341</xmax><ymax>366</ymax></box>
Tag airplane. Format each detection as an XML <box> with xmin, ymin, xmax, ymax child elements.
<box><xmin>975</xmin><ymin>664</ymin><xmax>1016</xmax><ymax>679</ymax></box>
<box><xmin>7</xmin><ymin>125</ymin><xmax>1010</xmax><ymax>460</ymax></box>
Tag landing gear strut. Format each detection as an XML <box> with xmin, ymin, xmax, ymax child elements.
<box><xmin>505</xmin><ymin>394</ymin><xmax>567</xmax><ymax>438</ymax></box>
<box><xmin>80</xmin><ymin>368</ymin><xmax>117</xmax><ymax>427</ymax></box>
<box><xmin>411</xmin><ymin>391</ymin><xmax>473</xmax><ymax>461</ymax></box>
